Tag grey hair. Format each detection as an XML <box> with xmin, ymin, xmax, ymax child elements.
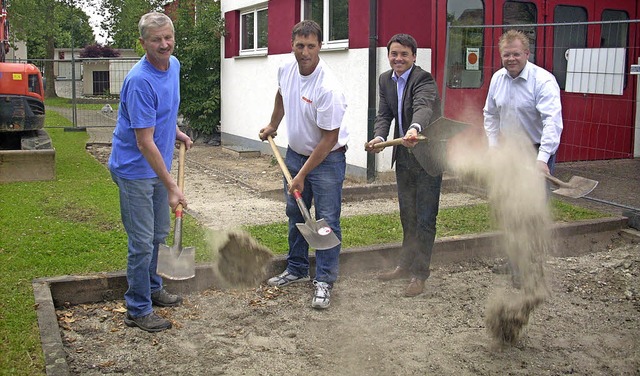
<box><xmin>138</xmin><ymin>12</ymin><xmax>174</xmax><ymax>40</ymax></box>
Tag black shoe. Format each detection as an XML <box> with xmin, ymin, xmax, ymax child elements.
<box><xmin>124</xmin><ymin>312</ymin><xmax>171</xmax><ymax>332</ymax></box>
<box><xmin>151</xmin><ymin>289</ymin><xmax>183</xmax><ymax>307</ymax></box>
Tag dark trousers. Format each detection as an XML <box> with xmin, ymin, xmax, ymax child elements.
<box><xmin>395</xmin><ymin>147</ymin><xmax>442</xmax><ymax>280</ymax></box>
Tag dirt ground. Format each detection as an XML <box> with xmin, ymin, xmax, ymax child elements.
<box><xmin>86</xmin><ymin>142</ymin><xmax>485</xmax><ymax>230</ymax></box>
<box><xmin>57</xmin><ymin>142</ymin><xmax>640</xmax><ymax>375</ymax></box>
<box><xmin>59</xmin><ymin>242</ymin><xmax>640</xmax><ymax>375</ymax></box>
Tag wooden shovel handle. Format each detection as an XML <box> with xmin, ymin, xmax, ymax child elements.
<box><xmin>176</xmin><ymin>141</ymin><xmax>186</xmax><ymax>213</ymax></box>
<box><xmin>544</xmin><ymin>172</ymin><xmax>569</xmax><ymax>188</ymax></box>
<box><xmin>266</xmin><ymin>135</ymin><xmax>294</xmax><ymax>185</ymax></box>
<box><xmin>365</xmin><ymin>134</ymin><xmax>427</xmax><ymax>150</ymax></box>
<box><xmin>266</xmin><ymin>135</ymin><xmax>313</xmax><ymax>222</ymax></box>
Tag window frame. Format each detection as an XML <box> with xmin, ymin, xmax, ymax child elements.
<box><xmin>445</xmin><ymin>0</ymin><xmax>485</xmax><ymax>89</ymax></box>
<box><xmin>301</xmin><ymin>0</ymin><xmax>349</xmax><ymax>50</ymax></box>
<box><xmin>502</xmin><ymin>1</ymin><xmax>538</xmax><ymax>64</ymax></box>
<box><xmin>552</xmin><ymin>5</ymin><xmax>588</xmax><ymax>89</ymax></box>
<box><xmin>239</xmin><ymin>5</ymin><xmax>269</xmax><ymax>57</ymax></box>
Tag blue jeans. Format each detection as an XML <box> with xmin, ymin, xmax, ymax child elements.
<box><xmin>111</xmin><ymin>172</ymin><xmax>170</xmax><ymax>317</ymax></box>
<box><xmin>283</xmin><ymin>147</ymin><xmax>345</xmax><ymax>285</ymax></box>
<box><xmin>395</xmin><ymin>147</ymin><xmax>442</xmax><ymax>280</ymax></box>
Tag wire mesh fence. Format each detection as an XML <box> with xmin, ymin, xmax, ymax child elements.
<box><xmin>7</xmin><ymin>57</ymin><xmax>139</xmax><ymax>129</ymax></box>
<box><xmin>443</xmin><ymin>18</ymin><xmax>640</xmax><ymax>161</ymax></box>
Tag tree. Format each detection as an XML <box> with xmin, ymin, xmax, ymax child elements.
<box><xmin>172</xmin><ymin>0</ymin><xmax>225</xmax><ymax>137</ymax></box>
<box><xmin>80</xmin><ymin>44</ymin><xmax>120</xmax><ymax>58</ymax></box>
<box><xmin>7</xmin><ymin>0</ymin><xmax>96</xmax><ymax>98</ymax></box>
<box><xmin>100</xmin><ymin>0</ymin><xmax>164</xmax><ymax>49</ymax></box>
<box><xmin>55</xmin><ymin>4</ymin><xmax>95</xmax><ymax>48</ymax></box>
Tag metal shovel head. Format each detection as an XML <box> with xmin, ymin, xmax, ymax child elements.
<box><xmin>157</xmin><ymin>245</ymin><xmax>196</xmax><ymax>280</ymax></box>
<box><xmin>296</xmin><ymin>218</ymin><xmax>341</xmax><ymax>250</ymax></box>
<box><xmin>551</xmin><ymin>176</ymin><xmax>599</xmax><ymax>199</ymax></box>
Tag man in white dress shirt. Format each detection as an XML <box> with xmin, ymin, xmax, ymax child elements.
<box><xmin>483</xmin><ymin>29</ymin><xmax>563</xmax><ymax>175</ymax></box>
<box><xmin>483</xmin><ymin>29</ymin><xmax>563</xmax><ymax>288</ymax></box>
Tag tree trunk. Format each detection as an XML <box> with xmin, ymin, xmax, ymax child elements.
<box><xmin>44</xmin><ymin>36</ymin><xmax>57</xmax><ymax>98</ymax></box>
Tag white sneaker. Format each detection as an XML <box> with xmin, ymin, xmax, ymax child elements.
<box><xmin>311</xmin><ymin>281</ymin><xmax>331</xmax><ymax>309</ymax></box>
<box><xmin>267</xmin><ymin>270</ymin><xmax>310</xmax><ymax>287</ymax></box>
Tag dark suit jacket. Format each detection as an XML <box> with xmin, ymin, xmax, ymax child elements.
<box><xmin>373</xmin><ymin>65</ymin><xmax>442</xmax><ymax>176</ymax></box>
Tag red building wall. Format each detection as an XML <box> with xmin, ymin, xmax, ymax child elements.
<box><xmin>267</xmin><ymin>0</ymin><xmax>300</xmax><ymax>54</ymax></box>
<box><xmin>223</xmin><ymin>0</ymin><xmax>436</xmax><ymax>57</ymax></box>
<box><xmin>377</xmin><ymin>0</ymin><xmax>434</xmax><ymax>49</ymax></box>
<box><xmin>224</xmin><ymin>10</ymin><xmax>239</xmax><ymax>58</ymax></box>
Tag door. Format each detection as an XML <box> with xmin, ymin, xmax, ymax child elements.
<box><xmin>437</xmin><ymin>0</ymin><xmax>545</xmax><ymax>127</ymax></box>
<box><xmin>436</xmin><ymin>0</ymin><xmax>496</xmax><ymax>127</ymax></box>
<box><xmin>544</xmin><ymin>0</ymin><xmax>637</xmax><ymax>161</ymax></box>
<box><xmin>92</xmin><ymin>71</ymin><xmax>110</xmax><ymax>96</ymax></box>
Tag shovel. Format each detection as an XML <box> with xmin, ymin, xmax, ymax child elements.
<box><xmin>364</xmin><ymin>134</ymin><xmax>427</xmax><ymax>151</ymax></box>
<box><xmin>266</xmin><ymin>135</ymin><xmax>341</xmax><ymax>250</ymax></box>
<box><xmin>545</xmin><ymin>173</ymin><xmax>598</xmax><ymax>199</ymax></box>
<box><xmin>157</xmin><ymin>141</ymin><xmax>196</xmax><ymax>280</ymax></box>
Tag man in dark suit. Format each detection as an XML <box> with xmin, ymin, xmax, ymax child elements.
<box><xmin>365</xmin><ymin>33</ymin><xmax>442</xmax><ymax>297</ymax></box>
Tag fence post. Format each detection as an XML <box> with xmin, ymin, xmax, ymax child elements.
<box><xmin>64</xmin><ymin>43</ymin><xmax>85</xmax><ymax>132</ymax></box>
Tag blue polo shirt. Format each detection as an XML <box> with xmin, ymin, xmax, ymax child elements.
<box><xmin>108</xmin><ymin>55</ymin><xmax>180</xmax><ymax>179</ymax></box>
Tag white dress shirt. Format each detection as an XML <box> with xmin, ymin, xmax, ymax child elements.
<box><xmin>483</xmin><ymin>61</ymin><xmax>563</xmax><ymax>163</ymax></box>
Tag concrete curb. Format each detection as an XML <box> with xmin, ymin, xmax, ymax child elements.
<box><xmin>34</xmin><ymin>216</ymin><xmax>630</xmax><ymax>376</ymax></box>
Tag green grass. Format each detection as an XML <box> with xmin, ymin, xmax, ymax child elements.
<box><xmin>246</xmin><ymin>201</ymin><xmax>605</xmax><ymax>252</ymax></box>
<box><xmin>0</xmin><ymin>107</ymin><xmax>608</xmax><ymax>375</ymax></box>
<box><xmin>45</xmin><ymin>97</ymin><xmax>119</xmax><ymax>111</ymax></box>
<box><xmin>0</xmin><ymin>114</ymin><xmax>206</xmax><ymax>374</ymax></box>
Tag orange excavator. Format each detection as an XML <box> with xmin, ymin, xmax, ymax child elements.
<box><xmin>0</xmin><ymin>0</ymin><xmax>52</xmax><ymax>182</ymax></box>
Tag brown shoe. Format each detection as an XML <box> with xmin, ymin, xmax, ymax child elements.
<box><xmin>377</xmin><ymin>266</ymin><xmax>409</xmax><ymax>281</ymax></box>
<box><xmin>404</xmin><ymin>278</ymin><xmax>425</xmax><ymax>297</ymax></box>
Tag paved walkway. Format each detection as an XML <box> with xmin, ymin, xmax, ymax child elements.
<box><xmin>79</xmin><ymin>115</ymin><xmax>640</xmax><ymax>218</ymax></box>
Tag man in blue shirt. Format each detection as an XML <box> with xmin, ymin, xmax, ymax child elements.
<box><xmin>109</xmin><ymin>11</ymin><xmax>192</xmax><ymax>332</ymax></box>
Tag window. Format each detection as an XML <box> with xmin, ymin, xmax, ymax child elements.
<box><xmin>93</xmin><ymin>71</ymin><xmax>110</xmax><ymax>95</ymax></box>
<box><xmin>302</xmin><ymin>0</ymin><xmax>349</xmax><ymax>48</ymax></box>
<box><xmin>601</xmin><ymin>10</ymin><xmax>629</xmax><ymax>48</ymax></box>
<box><xmin>553</xmin><ymin>5</ymin><xmax>587</xmax><ymax>89</ymax></box>
<box><xmin>240</xmin><ymin>7</ymin><xmax>268</xmax><ymax>55</ymax></box>
<box><xmin>446</xmin><ymin>0</ymin><xmax>484</xmax><ymax>88</ymax></box>
<box><xmin>28</xmin><ymin>74</ymin><xmax>41</xmax><ymax>96</ymax></box>
<box><xmin>503</xmin><ymin>1</ymin><xmax>537</xmax><ymax>63</ymax></box>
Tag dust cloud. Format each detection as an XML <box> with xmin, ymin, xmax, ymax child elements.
<box><xmin>208</xmin><ymin>230</ymin><xmax>274</xmax><ymax>288</ymax></box>
<box><xmin>447</xmin><ymin>128</ymin><xmax>552</xmax><ymax>345</ymax></box>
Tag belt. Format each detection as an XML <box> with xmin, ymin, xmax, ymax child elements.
<box><xmin>334</xmin><ymin>145</ymin><xmax>347</xmax><ymax>153</ymax></box>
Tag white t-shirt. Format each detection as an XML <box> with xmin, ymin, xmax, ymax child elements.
<box><xmin>278</xmin><ymin>59</ymin><xmax>349</xmax><ymax>156</ymax></box>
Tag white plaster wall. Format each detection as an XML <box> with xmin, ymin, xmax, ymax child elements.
<box><xmin>221</xmin><ymin>0</ymin><xmax>265</xmax><ymax>12</ymax></box>
<box><xmin>221</xmin><ymin>46</ymin><xmax>433</xmax><ymax>176</ymax></box>
<box><xmin>219</xmin><ymin>0</ymin><xmax>434</xmax><ymax>176</ymax></box>
<box><xmin>7</xmin><ymin>40</ymin><xmax>27</xmax><ymax>61</ymax></box>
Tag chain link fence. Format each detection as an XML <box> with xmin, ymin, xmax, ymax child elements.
<box><xmin>8</xmin><ymin>57</ymin><xmax>139</xmax><ymax>129</ymax></box>
<box><xmin>443</xmin><ymin>18</ymin><xmax>640</xmax><ymax>161</ymax></box>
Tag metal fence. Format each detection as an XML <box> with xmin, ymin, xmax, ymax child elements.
<box><xmin>443</xmin><ymin>19</ymin><xmax>640</xmax><ymax>161</ymax></box>
<box><xmin>8</xmin><ymin>57</ymin><xmax>139</xmax><ymax>129</ymax></box>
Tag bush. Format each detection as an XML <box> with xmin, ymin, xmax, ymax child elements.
<box><xmin>173</xmin><ymin>0</ymin><xmax>225</xmax><ymax>137</ymax></box>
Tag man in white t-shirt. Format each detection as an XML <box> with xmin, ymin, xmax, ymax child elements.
<box><xmin>259</xmin><ymin>20</ymin><xmax>348</xmax><ymax>310</ymax></box>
